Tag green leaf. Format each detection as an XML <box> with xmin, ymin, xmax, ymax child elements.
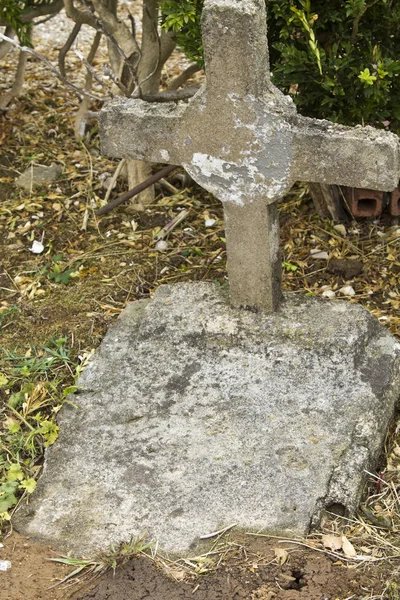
<box><xmin>20</xmin><ymin>478</ymin><xmax>37</xmax><ymax>494</ymax></box>
<box><xmin>0</xmin><ymin>373</ymin><xmax>8</xmax><ymax>387</ymax></box>
<box><xmin>63</xmin><ymin>386</ymin><xmax>78</xmax><ymax>397</ymax></box>
<box><xmin>0</xmin><ymin>495</ymin><xmax>17</xmax><ymax>513</ymax></box>
<box><xmin>358</xmin><ymin>68</ymin><xmax>377</xmax><ymax>85</ymax></box>
<box><xmin>7</xmin><ymin>463</ymin><xmax>24</xmax><ymax>481</ymax></box>
<box><xmin>8</xmin><ymin>391</ymin><xmax>24</xmax><ymax>409</ymax></box>
<box><xmin>7</xmin><ymin>422</ymin><xmax>21</xmax><ymax>434</ymax></box>
<box><xmin>38</xmin><ymin>420</ymin><xmax>60</xmax><ymax>446</ymax></box>
<box><xmin>282</xmin><ymin>261</ymin><xmax>298</xmax><ymax>272</ymax></box>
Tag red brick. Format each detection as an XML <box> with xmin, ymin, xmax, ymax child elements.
<box><xmin>389</xmin><ymin>187</ymin><xmax>400</xmax><ymax>216</ymax></box>
<box><xmin>342</xmin><ymin>186</ymin><xmax>384</xmax><ymax>218</ymax></box>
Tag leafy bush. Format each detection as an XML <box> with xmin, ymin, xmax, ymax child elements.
<box><xmin>268</xmin><ymin>0</ymin><xmax>400</xmax><ymax>132</ymax></box>
<box><xmin>0</xmin><ymin>0</ymin><xmax>33</xmax><ymax>45</ymax></box>
<box><xmin>160</xmin><ymin>0</ymin><xmax>400</xmax><ymax>133</ymax></box>
<box><xmin>161</xmin><ymin>0</ymin><xmax>203</xmax><ymax>64</ymax></box>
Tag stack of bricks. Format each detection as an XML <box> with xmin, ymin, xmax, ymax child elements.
<box><xmin>342</xmin><ymin>185</ymin><xmax>400</xmax><ymax>218</ymax></box>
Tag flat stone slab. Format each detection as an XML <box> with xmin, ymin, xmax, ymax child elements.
<box><xmin>15</xmin><ymin>283</ymin><xmax>400</xmax><ymax>556</ymax></box>
<box><xmin>16</xmin><ymin>164</ymin><xmax>62</xmax><ymax>190</ymax></box>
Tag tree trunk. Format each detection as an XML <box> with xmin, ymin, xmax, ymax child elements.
<box><xmin>308</xmin><ymin>183</ymin><xmax>348</xmax><ymax>222</ymax></box>
<box><xmin>125</xmin><ymin>0</ymin><xmax>175</xmax><ymax>205</ymax></box>
<box><xmin>0</xmin><ymin>26</ymin><xmax>14</xmax><ymax>59</ymax></box>
<box><xmin>0</xmin><ymin>48</ymin><xmax>28</xmax><ymax>109</ymax></box>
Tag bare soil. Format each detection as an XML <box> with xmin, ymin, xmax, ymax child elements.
<box><xmin>2</xmin><ymin>532</ymin><xmax>400</xmax><ymax>599</ymax></box>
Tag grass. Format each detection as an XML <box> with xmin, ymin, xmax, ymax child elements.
<box><xmin>0</xmin><ymin>333</ymin><xmax>93</xmax><ymax>530</ymax></box>
<box><xmin>46</xmin><ymin>535</ymin><xmax>154</xmax><ymax>591</ymax></box>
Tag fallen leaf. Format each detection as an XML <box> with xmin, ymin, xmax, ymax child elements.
<box><xmin>309</xmin><ymin>250</ymin><xmax>330</xmax><ymax>260</ymax></box>
<box><xmin>341</xmin><ymin>535</ymin><xmax>357</xmax><ymax>558</ymax></box>
<box><xmin>333</xmin><ymin>224</ymin><xmax>347</xmax><ymax>236</ymax></box>
<box><xmin>321</xmin><ymin>534</ymin><xmax>342</xmax><ymax>551</ymax></box>
<box><xmin>274</xmin><ymin>547</ymin><xmax>288</xmax><ymax>565</ymax></box>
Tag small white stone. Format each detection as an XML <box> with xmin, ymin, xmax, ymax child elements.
<box><xmin>322</xmin><ymin>289</ymin><xmax>336</xmax><ymax>298</ymax></box>
<box><xmin>339</xmin><ymin>286</ymin><xmax>356</xmax><ymax>297</ymax></box>
<box><xmin>309</xmin><ymin>250</ymin><xmax>330</xmax><ymax>260</ymax></box>
<box><xmin>0</xmin><ymin>560</ymin><xmax>11</xmax><ymax>572</ymax></box>
<box><xmin>155</xmin><ymin>240</ymin><xmax>169</xmax><ymax>251</ymax></box>
<box><xmin>30</xmin><ymin>240</ymin><xmax>44</xmax><ymax>254</ymax></box>
<box><xmin>205</xmin><ymin>219</ymin><xmax>216</xmax><ymax>227</ymax></box>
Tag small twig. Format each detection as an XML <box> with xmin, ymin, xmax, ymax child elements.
<box><xmin>103</xmin><ymin>159</ymin><xmax>126</xmax><ymax>204</ymax></box>
<box><xmin>245</xmin><ymin>533</ymin><xmax>400</xmax><ymax>564</ymax></box>
<box><xmin>102</xmin><ymin>65</ymin><xmax>128</xmax><ymax>96</ymax></box>
<box><xmin>155</xmin><ymin>209</ymin><xmax>190</xmax><ymax>241</ymax></box>
<box><xmin>201</xmin><ymin>248</ymin><xmax>224</xmax><ymax>280</ymax></box>
<box><xmin>58</xmin><ymin>22</ymin><xmax>81</xmax><ymax>77</ymax></box>
<box><xmin>200</xmin><ymin>523</ymin><xmax>237</xmax><ymax>540</ymax></box>
<box><xmin>0</xmin><ymin>33</ymin><xmax>107</xmax><ymax>101</ymax></box>
<box><xmin>74</xmin><ymin>39</ymin><xmax>110</xmax><ymax>93</ymax></box>
<box><xmin>167</xmin><ymin>62</ymin><xmax>201</xmax><ymax>91</ymax></box>
<box><xmin>158</xmin><ymin>178</ymin><xmax>179</xmax><ymax>194</ymax></box>
<box><xmin>95</xmin><ymin>164</ymin><xmax>178</xmax><ymax>216</ymax></box>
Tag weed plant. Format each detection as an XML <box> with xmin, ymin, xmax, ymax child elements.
<box><xmin>0</xmin><ymin>333</ymin><xmax>90</xmax><ymax>532</ymax></box>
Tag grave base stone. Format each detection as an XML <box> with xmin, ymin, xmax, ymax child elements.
<box><xmin>15</xmin><ymin>283</ymin><xmax>400</xmax><ymax>556</ymax></box>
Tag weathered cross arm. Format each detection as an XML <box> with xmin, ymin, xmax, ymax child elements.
<box><xmin>291</xmin><ymin>117</ymin><xmax>400</xmax><ymax>191</ymax></box>
<box><xmin>100</xmin><ymin>97</ymin><xmax>186</xmax><ymax>165</ymax></box>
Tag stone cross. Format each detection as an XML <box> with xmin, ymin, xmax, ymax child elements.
<box><xmin>100</xmin><ymin>0</ymin><xmax>400</xmax><ymax>312</ymax></box>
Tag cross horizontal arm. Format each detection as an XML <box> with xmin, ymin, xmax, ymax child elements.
<box><xmin>291</xmin><ymin>116</ymin><xmax>400</xmax><ymax>192</ymax></box>
<box><xmin>100</xmin><ymin>97</ymin><xmax>186</xmax><ymax>165</ymax></box>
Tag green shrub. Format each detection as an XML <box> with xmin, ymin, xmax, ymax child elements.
<box><xmin>0</xmin><ymin>0</ymin><xmax>32</xmax><ymax>45</ymax></box>
<box><xmin>160</xmin><ymin>0</ymin><xmax>400</xmax><ymax>133</ymax></box>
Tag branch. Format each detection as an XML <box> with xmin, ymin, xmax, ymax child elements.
<box><xmin>0</xmin><ymin>33</ymin><xmax>107</xmax><ymax>101</ymax></box>
<box><xmin>0</xmin><ymin>0</ymin><xmax>63</xmax><ymax>25</ymax></box>
<box><xmin>63</xmin><ymin>0</ymin><xmax>97</xmax><ymax>28</ymax></box>
<box><xmin>167</xmin><ymin>62</ymin><xmax>201</xmax><ymax>91</ymax></box>
<box><xmin>159</xmin><ymin>30</ymin><xmax>176</xmax><ymax>69</ymax></box>
<box><xmin>141</xmin><ymin>86</ymin><xmax>199</xmax><ymax>102</ymax></box>
<box><xmin>74</xmin><ymin>35</ymin><xmax>110</xmax><ymax>93</ymax></box>
<box><xmin>21</xmin><ymin>0</ymin><xmax>63</xmax><ymax>23</ymax></box>
<box><xmin>79</xmin><ymin>0</ymin><xmax>140</xmax><ymax>93</ymax></box>
<box><xmin>74</xmin><ymin>31</ymin><xmax>103</xmax><ymax>137</ymax></box>
<box><xmin>58</xmin><ymin>22</ymin><xmax>81</xmax><ymax>77</ymax></box>
<box><xmin>90</xmin><ymin>0</ymin><xmax>139</xmax><ymax>58</ymax></box>
<box><xmin>134</xmin><ymin>3</ymin><xmax>175</xmax><ymax>96</ymax></box>
<box><xmin>95</xmin><ymin>165</ymin><xmax>178</xmax><ymax>216</ymax></box>
<box><xmin>350</xmin><ymin>0</ymin><xmax>380</xmax><ymax>44</ymax></box>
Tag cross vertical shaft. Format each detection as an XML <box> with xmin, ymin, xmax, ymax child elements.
<box><xmin>202</xmin><ymin>0</ymin><xmax>269</xmax><ymax>96</ymax></box>
<box><xmin>224</xmin><ymin>200</ymin><xmax>282</xmax><ymax>311</ymax></box>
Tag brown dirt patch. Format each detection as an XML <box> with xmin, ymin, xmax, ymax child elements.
<box><xmin>1</xmin><ymin>533</ymin><xmax>400</xmax><ymax>600</ymax></box>
<box><xmin>0</xmin><ymin>532</ymin><xmax>70</xmax><ymax>600</ymax></box>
